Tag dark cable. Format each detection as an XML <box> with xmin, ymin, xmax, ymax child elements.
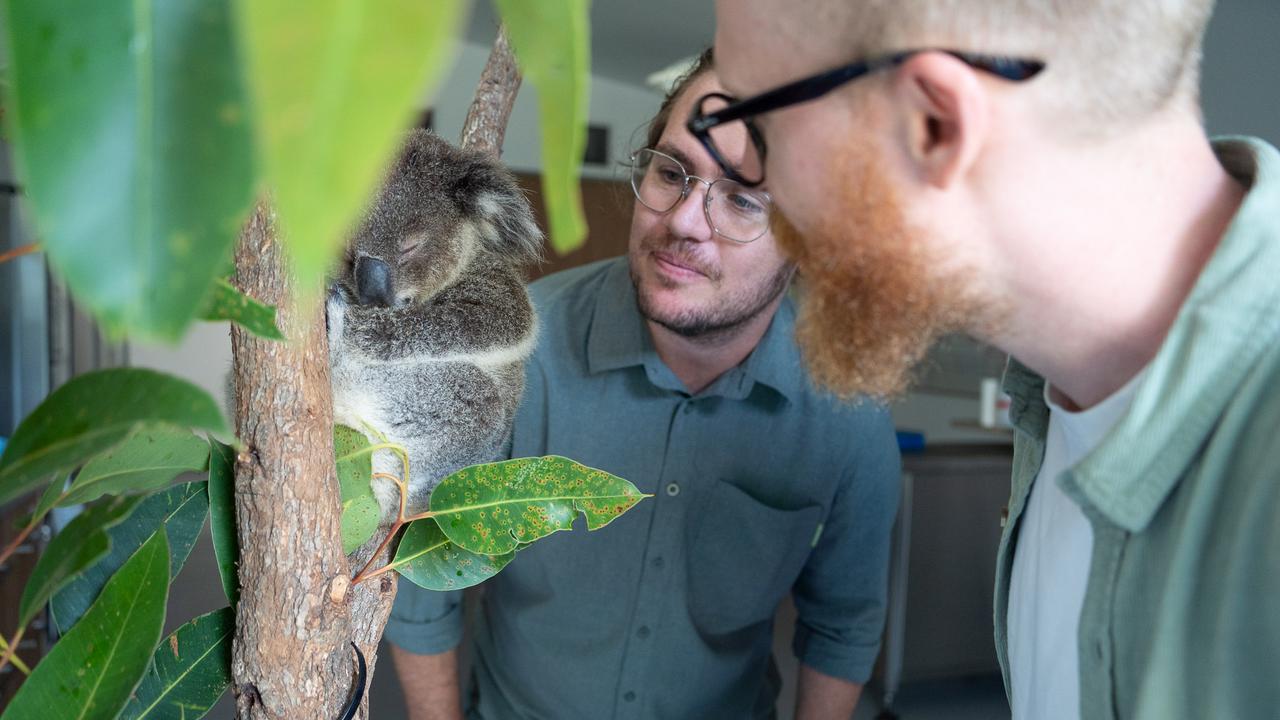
<box><xmin>337</xmin><ymin>641</ymin><xmax>367</xmax><ymax>720</ymax></box>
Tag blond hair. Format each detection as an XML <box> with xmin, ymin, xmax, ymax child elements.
<box><xmin>787</xmin><ymin>0</ymin><xmax>1216</xmax><ymax>132</ymax></box>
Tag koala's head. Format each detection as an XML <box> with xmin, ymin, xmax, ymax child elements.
<box><xmin>333</xmin><ymin>130</ymin><xmax>544</xmax><ymax>308</ymax></box>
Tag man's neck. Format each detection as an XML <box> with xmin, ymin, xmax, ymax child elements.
<box><xmin>989</xmin><ymin>115</ymin><xmax>1247</xmax><ymax>411</ymax></box>
<box><xmin>647</xmin><ymin>295</ymin><xmax>785</xmax><ymax>396</ymax></box>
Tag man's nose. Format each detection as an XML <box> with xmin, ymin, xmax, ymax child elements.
<box><xmin>355</xmin><ymin>256</ymin><xmax>395</xmax><ymax>307</ymax></box>
<box><xmin>665</xmin><ymin>182</ymin><xmax>715</xmax><ymax>243</ymax></box>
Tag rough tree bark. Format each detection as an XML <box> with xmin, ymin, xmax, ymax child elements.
<box><xmin>460</xmin><ymin>27</ymin><xmax>522</xmax><ymax>157</ymax></box>
<box><xmin>230</xmin><ymin>202</ymin><xmax>355</xmax><ymax>719</ymax></box>
<box><xmin>228</xmin><ymin>26</ymin><xmax>524</xmax><ymax>720</ymax></box>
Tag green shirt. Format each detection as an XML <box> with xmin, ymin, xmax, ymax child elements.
<box><xmin>386</xmin><ymin>258</ymin><xmax>901</xmax><ymax>719</ymax></box>
<box><xmin>995</xmin><ymin>137</ymin><xmax>1280</xmax><ymax>719</ymax></box>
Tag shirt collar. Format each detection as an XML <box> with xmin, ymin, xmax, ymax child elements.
<box><xmin>1005</xmin><ymin>137</ymin><xmax>1280</xmax><ymax>533</ymax></box>
<box><xmin>585</xmin><ymin>258</ymin><xmax>804</xmax><ymax>402</ymax></box>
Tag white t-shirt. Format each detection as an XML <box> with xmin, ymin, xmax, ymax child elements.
<box><xmin>1007</xmin><ymin>370</ymin><xmax>1146</xmax><ymax>720</ymax></box>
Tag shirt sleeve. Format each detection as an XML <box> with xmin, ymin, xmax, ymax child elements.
<box><xmin>383</xmin><ymin>584</ymin><xmax>464</xmax><ymax>655</ymax></box>
<box><xmin>791</xmin><ymin>407</ymin><xmax>902</xmax><ymax>683</ymax></box>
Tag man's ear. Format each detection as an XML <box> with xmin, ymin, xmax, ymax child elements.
<box><xmin>889</xmin><ymin>52</ymin><xmax>990</xmax><ymax>190</ymax></box>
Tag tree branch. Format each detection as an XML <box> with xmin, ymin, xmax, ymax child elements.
<box><xmin>230</xmin><ymin>201</ymin><xmax>355</xmax><ymax>719</ymax></box>
<box><xmin>459</xmin><ymin>26</ymin><xmax>522</xmax><ymax>158</ymax></box>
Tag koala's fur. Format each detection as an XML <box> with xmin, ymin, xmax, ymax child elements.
<box><xmin>328</xmin><ymin>130</ymin><xmax>542</xmax><ymax>519</ymax></box>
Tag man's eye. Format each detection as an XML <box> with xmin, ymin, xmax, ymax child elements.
<box><xmin>726</xmin><ymin>192</ymin><xmax>765</xmax><ymax>215</ymax></box>
<box><xmin>655</xmin><ymin>166</ymin><xmax>685</xmax><ymax>185</ymax></box>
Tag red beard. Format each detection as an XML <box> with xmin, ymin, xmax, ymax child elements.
<box><xmin>772</xmin><ymin>141</ymin><xmax>983</xmax><ymax>400</ymax></box>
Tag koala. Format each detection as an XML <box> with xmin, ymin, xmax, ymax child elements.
<box><xmin>328</xmin><ymin>129</ymin><xmax>543</xmax><ymax>521</ymax></box>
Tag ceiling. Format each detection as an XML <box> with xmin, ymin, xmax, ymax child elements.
<box><xmin>464</xmin><ymin>0</ymin><xmax>716</xmax><ymax>89</ymax></box>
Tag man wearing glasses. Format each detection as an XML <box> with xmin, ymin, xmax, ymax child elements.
<box><xmin>385</xmin><ymin>50</ymin><xmax>901</xmax><ymax>720</ymax></box>
<box><xmin>697</xmin><ymin>1</ymin><xmax>1280</xmax><ymax>719</ymax></box>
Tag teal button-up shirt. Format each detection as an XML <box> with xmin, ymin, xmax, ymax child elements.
<box><xmin>994</xmin><ymin>138</ymin><xmax>1280</xmax><ymax>719</ymax></box>
<box><xmin>386</xmin><ymin>257</ymin><xmax>900</xmax><ymax>720</ymax></box>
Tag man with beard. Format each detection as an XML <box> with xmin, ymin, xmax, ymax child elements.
<box><xmin>385</xmin><ymin>50</ymin><xmax>900</xmax><ymax>720</ymax></box>
<box><xmin>697</xmin><ymin>1</ymin><xmax>1280</xmax><ymax>718</ymax></box>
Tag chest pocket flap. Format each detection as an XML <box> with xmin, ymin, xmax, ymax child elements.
<box><xmin>687</xmin><ymin>478</ymin><xmax>823</xmax><ymax>636</ymax></box>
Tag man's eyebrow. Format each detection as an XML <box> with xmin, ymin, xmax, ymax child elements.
<box><xmin>654</xmin><ymin>143</ymin><xmax>696</xmax><ymax>169</ymax></box>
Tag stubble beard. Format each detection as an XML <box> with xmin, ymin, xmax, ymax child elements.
<box><xmin>773</xmin><ymin>140</ymin><xmax>990</xmax><ymax>400</ymax></box>
<box><xmin>629</xmin><ymin>240</ymin><xmax>795</xmax><ymax>342</ymax></box>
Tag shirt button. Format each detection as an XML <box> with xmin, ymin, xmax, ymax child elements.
<box><xmin>623</xmin><ymin>691</ymin><xmax>637</xmax><ymax>702</ymax></box>
<box><xmin>682</xmin><ymin>403</ymin><xmax>694</xmax><ymax>414</ymax></box>
<box><xmin>651</xmin><ymin>556</ymin><xmax>665</xmax><ymax>569</ymax></box>
<box><xmin>665</xmin><ymin>482</ymin><xmax>680</xmax><ymax>496</ymax></box>
<box><xmin>637</xmin><ymin>626</ymin><xmax>651</xmax><ymax>639</ymax></box>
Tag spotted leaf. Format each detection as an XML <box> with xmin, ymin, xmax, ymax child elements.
<box><xmin>429</xmin><ymin>456</ymin><xmax>647</xmax><ymax>556</ymax></box>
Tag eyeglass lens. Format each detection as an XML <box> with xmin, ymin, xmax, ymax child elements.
<box><xmin>629</xmin><ymin>149</ymin><xmax>770</xmax><ymax>243</ymax></box>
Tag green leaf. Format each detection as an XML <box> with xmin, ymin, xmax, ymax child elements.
<box><xmin>1</xmin><ymin>0</ymin><xmax>255</xmax><ymax>340</ymax></box>
<box><xmin>494</xmin><ymin>0</ymin><xmax>590</xmax><ymax>254</ymax></box>
<box><xmin>335</xmin><ymin>425</ymin><xmax>379</xmax><ymax>553</ymax></box>
<box><xmin>59</xmin><ymin>426</ymin><xmax>211</xmax><ymax>507</ymax></box>
<box><xmin>207</xmin><ymin>441</ymin><xmax>239</xmax><ymax>606</ymax></box>
<box><xmin>24</xmin><ymin>476</ymin><xmax>68</xmax><ymax>528</ymax></box>
<box><xmin>0</xmin><ymin>368</ymin><xmax>227</xmax><ymax>508</ymax></box>
<box><xmin>17</xmin><ymin>496</ymin><xmax>137</xmax><ymax>628</ymax></box>
<box><xmin>2</xmin><ymin>531</ymin><xmax>170</xmax><ymax>720</ymax></box>
<box><xmin>334</xmin><ymin>425</ymin><xmax>374</xmax><ymax>503</ymax></box>
<box><xmin>429</xmin><ymin>456</ymin><xmax>646</xmax><ymax>555</ymax></box>
<box><xmin>199</xmin><ymin>278</ymin><xmax>285</xmax><ymax>340</ymax></box>
<box><xmin>118</xmin><ymin>607</ymin><xmax>234</xmax><ymax>720</ymax></box>
<box><xmin>52</xmin><ymin>482</ymin><xmax>208</xmax><ymax>634</ymax></box>
<box><xmin>234</xmin><ymin>0</ymin><xmax>467</xmax><ymax>294</ymax></box>
<box><xmin>391</xmin><ymin>518</ymin><xmax>513</xmax><ymax>592</ymax></box>
<box><xmin>342</xmin><ymin>495</ymin><xmax>381</xmax><ymax>554</ymax></box>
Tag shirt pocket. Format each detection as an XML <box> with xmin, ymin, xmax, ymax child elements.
<box><xmin>686</xmin><ymin>478</ymin><xmax>823</xmax><ymax>637</ymax></box>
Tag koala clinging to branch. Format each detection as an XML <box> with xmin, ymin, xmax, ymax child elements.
<box><xmin>328</xmin><ymin>129</ymin><xmax>542</xmax><ymax>521</ymax></box>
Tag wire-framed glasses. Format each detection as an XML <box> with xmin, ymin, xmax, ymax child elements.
<box><xmin>628</xmin><ymin>148</ymin><xmax>773</xmax><ymax>243</ymax></box>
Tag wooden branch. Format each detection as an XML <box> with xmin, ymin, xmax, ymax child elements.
<box><xmin>230</xmin><ymin>201</ymin><xmax>355</xmax><ymax>719</ymax></box>
<box><xmin>459</xmin><ymin>26</ymin><xmax>522</xmax><ymax>158</ymax></box>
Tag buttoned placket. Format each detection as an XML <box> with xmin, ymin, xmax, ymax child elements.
<box><xmin>612</xmin><ymin>391</ymin><xmax>697</xmax><ymax>719</ymax></box>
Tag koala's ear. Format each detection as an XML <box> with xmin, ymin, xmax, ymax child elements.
<box><xmin>474</xmin><ymin>185</ymin><xmax>544</xmax><ymax>265</ymax></box>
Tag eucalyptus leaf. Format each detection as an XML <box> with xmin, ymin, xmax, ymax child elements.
<box><xmin>429</xmin><ymin>456</ymin><xmax>646</xmax><ymax>555</ymax></box>
<box><xmin>199</xmin><ymin>278</ymin><xmax>285</xmax><ymax>340</ymax></box>
<box><xmin>334</xmin><ymin>425</ymin><xmax>375</xmax><ymax>503</ymax></box>
<box><xmin>1</xmin><ymin>0</ymin><xmax>254</xmax><ymax>340</ymax></box>
<box><xmin>335</xmin><ymin>425</ymin><xmax>380</xmax><ymax>552</ymax></box>
<box><xmin>0</xmin><ymin>368</ymin><xmax>227</xmax><ymax>507</ymax></box>
<box><xmin>234</xmin><ymin>0</ymin><xmax>466</xmax><ymax>294</ymax></box>
<box><xmin>494</xmin><ymin>0</ymin><xmax>590</xmax><ymax>254</ymax></box>
<box><xmin>391</xmin><ymin>518</ymin><xmax>513</xmax><ymax>592</ymax></box>
<box><xmin>208</xmin><ymin>441</ymin><xmax>239</xmax><ymax>606</ymax></box>
<box><xmin>59</xmin><ymin>425</ymin><xmax>211</xmax><ymax>507</ymax></box>
<box><xmin>52</xmin><ymin>482</ymin><xmax>209</xmax><ymax>634</ymax></box>
<box><xmin>1</xmin><ymin>532</ymin><xmax>170</xmax><ymax>720</ymax></box>
<box><xmin>18</xmin><ymin>495</ymin><xmax>137</xmax><ymax>628</ymax></box>
<box><xmin>118</xmin><ymin>607</ymin><xmax>234</xmax><ymax>720</ymax></box>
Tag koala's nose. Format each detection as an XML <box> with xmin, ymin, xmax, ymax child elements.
<box><xmin>355</xmin><ymin>256</ymin><xmax>394</xmax><ymax>307</ymax></box>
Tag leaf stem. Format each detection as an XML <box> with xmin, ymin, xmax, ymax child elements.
<box><xmin>0</xmin><ymin>513</ymin><xmax>43</xmax><ymax>571</ymax></box>
<box><xmin>0</xmin><ymin>626</ymin><xmax>27</xmax><ymax>676</ymax></box>
<box><xmin>0</xmin><ymin>634</ymin><xmax>31</xmax><ymax>675</ymax></box>
<box><xmin>0</xmin><ymin>242</ymin><xmax>40</xmax><ymax>265</ymax></box>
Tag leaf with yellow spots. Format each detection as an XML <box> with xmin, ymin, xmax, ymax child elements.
<box><xmin>199</xmin><ymin>278</ymin><xmax>284</xmax><ymax>340</ymax></box>
<box><xmin>429</xmin><ymin>456</ymin><xmax>648</xmax><ymax>556</ymax></box>
<box><xmin>390</xmin><ymin>518</ymin><xmax>513</xmax><ymax>592</ymax></box>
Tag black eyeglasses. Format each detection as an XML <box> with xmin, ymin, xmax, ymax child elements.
<box><xmin>687</xmin><ymin>49</ymin><xmax>1046</xmax><ymax>187</ymax></box>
